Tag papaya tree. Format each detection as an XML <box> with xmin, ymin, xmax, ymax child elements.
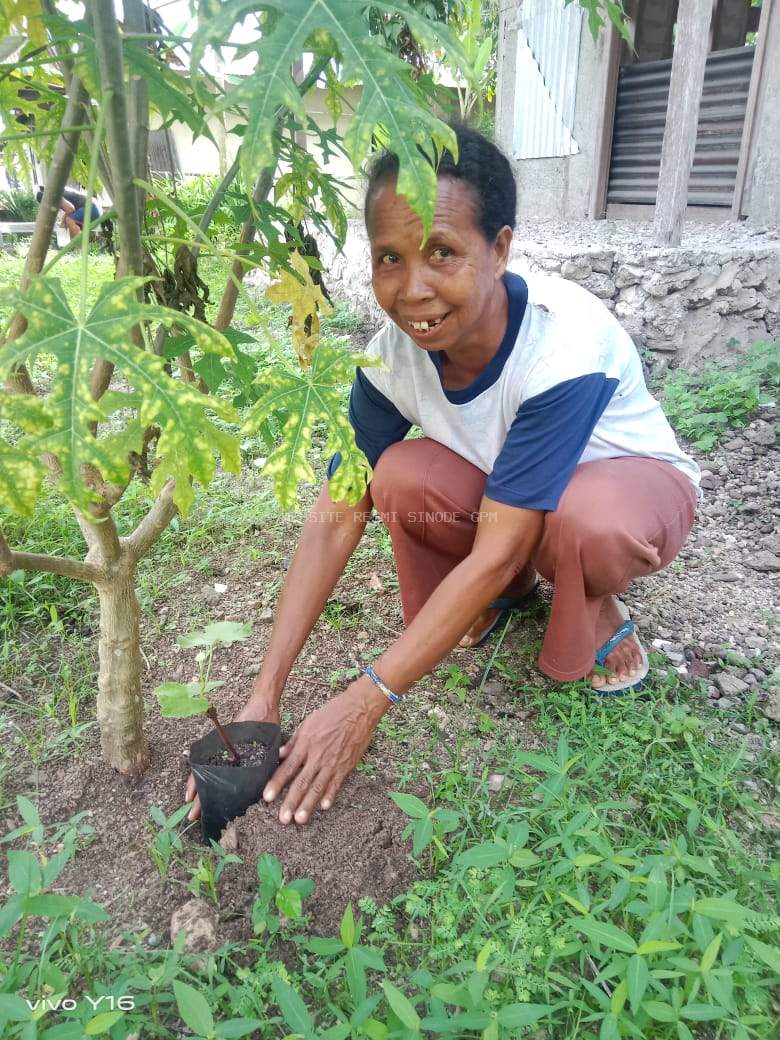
<box><xmin>0</xmin><ymin>1</ymin><xmax>626</xmax><ymax>776</ymax></box>
<box><xmin>0</xmin><ymin>0</ymin><xmax>474</xmax><ymax>775</ymax></box>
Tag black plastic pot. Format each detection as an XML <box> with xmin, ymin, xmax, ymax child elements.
<box><xmin>189</xmin><ymin>721</ymin><xmax>282</xmax><ymax>844</ymax></box>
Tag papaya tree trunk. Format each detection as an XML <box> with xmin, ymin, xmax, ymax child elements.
<box><xmin>95</xmin><ymin>559</ymin><xmax>149</xmax><ymax>775</ymax></box>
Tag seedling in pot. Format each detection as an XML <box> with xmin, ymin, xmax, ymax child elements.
<box><xmin>153</xmin><ymin>621</ymin><xmax>253</xmax><ymax>765</ymax></box>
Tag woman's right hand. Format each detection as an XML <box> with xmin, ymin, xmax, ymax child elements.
<box><xmin>184</xmin><ymin>693</ymin><xmax>281</xmax><ymax>822</ymax></box>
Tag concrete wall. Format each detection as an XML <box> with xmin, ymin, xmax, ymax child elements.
<box><xmin>317</xmin><ymin>220</ymin><xmax>780</xmax><ymax>370</ymax></box>
<box><xmin>495</xmin><ymin>1</ymin><xmax>608</xmax><ymax>220</ymax></box>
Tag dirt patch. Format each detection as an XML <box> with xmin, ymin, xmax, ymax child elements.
<box><xmin>216</xmin><ymin>776</ymin><xmax>417</xmax><ymax>937</ymax></box>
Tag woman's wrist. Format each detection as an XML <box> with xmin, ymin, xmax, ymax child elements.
<box><xmin>249</xmin><ymin>678</ymin><xmax>282</xmax><ymax>711</ymax></box>
<box><xmin>349</xmin><ymin>672</ymin><xmax>396</xmax><ymax>720</ymax></box>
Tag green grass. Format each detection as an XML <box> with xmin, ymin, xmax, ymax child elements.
<box><xmin>1</xmin><ymin>668</ymin><xmax>778</xmax><ymax>1038</ymax></box>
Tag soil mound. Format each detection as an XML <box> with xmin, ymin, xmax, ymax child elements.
<box><xmin>220</xmin><ymin>776</ymin><xmax>416</xmax><ymax>936</ymax></box>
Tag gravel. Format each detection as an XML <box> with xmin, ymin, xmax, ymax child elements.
<box><xmin>625</xmin><ymin>412</ymin><xmax>778</xmax><ymax>734</ymax></box>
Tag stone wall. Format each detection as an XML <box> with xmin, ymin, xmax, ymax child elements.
<box><xmin>318</xmin><ymin>220</ymin><xmax>780</xmax><ymax>369</ymax></box>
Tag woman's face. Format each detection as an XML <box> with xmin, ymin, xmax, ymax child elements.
<box><xmin>367</xmin><ymin>176</ymin><xmax>512</xmax><ymax>355</ymax></box>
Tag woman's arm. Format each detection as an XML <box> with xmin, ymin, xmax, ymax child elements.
<box><xmin>245</xmin><ymin>479</ymin><xmax>372</xmax><ymax>714</ymax></box>
<box><xmin>263</xmin><ymin>498</ymin><xmax>544</xmax><ymax>825</ymax></box>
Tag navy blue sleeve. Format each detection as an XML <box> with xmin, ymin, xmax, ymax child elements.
<box><xmin>327</xmin><ymin>367</ymin><xmax>412</xmax><ymax>477</ymax></box>
<box><xmin>485</xmin><ymin>373</ymin><xmax>618</xmax><ymax>511</ymax></box>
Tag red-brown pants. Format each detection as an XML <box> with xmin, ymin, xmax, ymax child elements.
<box><xmin>370</xmin><ymin>439</ymin><xmax>697</xmax><ymax>681</ymax></box>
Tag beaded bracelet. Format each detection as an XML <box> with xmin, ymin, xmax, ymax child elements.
<box><xmin>362</xmin><ymin>663</ymin><xmax>401</xmax><ymax>705</ymax></box>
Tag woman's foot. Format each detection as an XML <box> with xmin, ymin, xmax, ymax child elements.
<box><xmin>589</xmin><ymin>596</ymin><xmax>644</xmax><ymax>689</ymax></box>
<box><xmin>459</xmin><ymin>565</ymin><xmax>538</xmax><ymax>648</ymax></box>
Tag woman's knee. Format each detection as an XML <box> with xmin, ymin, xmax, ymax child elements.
<box><xmin>539</xmin><ymin>508</ymin><xmax>655</xmax><ymax>595</ymax></box>
<box><xmin>370</xmin><ymin>441</ymin><xmax>421</xmax><ymax>514</ymax></box>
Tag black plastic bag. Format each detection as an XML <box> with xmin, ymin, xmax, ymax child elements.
<box><xmin>189</xmin><ymin>721</ymin><xmax>282</xmax><ymax>844</ymax></box>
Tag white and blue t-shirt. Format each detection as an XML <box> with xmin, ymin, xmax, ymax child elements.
<box><xmin>330</xmin><ymin>271</ymin><xmax>700</xmax><ymax>511</ymax></box>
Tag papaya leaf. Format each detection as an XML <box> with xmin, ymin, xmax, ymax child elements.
<box><xmin>266</xmin><ymin>251</ymin><xmax>333</xmax><ymax>366</ymax></box>
<box><xmin>0</xmin><ymin>277</ymin><xmax>240</xmax><ymax>515</ymax></box>
<box><xmin>0</xmin><ymin>393</ymin><xmax>50</xmax><ymax>516</ymax></box>
<box><xmin>154</xmin><ymin>682</ymin><xmax>209</xmax><ymax>719</ymax></box>
<box><xmin>241</xmin><ymin>340</ymin><xmax>379</xmax><ymax>509</ymax></box>
<box><xmin>3</xmin><ymin>0</ymin><xmax>47</xmax><ymax>48</ymax></box>
<box><xmin>196</xmin><ymin>0</ymin><xmax>464</xmax><ymax>236</ymax></box>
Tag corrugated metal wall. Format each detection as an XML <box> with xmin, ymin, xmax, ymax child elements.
<box><xmin>148</xmin><ymin>128</ymin><xmax>180</xmax><ymax>176</ymax></box>
<box><xmin>512</xmin><ymin>0</ymin><xmax>583</xmax><ymax>160</ymax></box>
<box><xmin>607</xmin><ymin>46</ymin><xmax>755</xmax><ymax>207</ymax></box>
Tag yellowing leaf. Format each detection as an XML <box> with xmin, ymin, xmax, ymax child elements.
<box><xmin>266</xmin><ymin>252</ymin><xmax>333</xmax><ymax>366</ymax></box>
<box><xmin>560</xmin><ymin>892</ymin><xmax>589</xmax><ymax>915</ymax></box>
<box><xmin>636</xmin><ymin>940</ymin><xmax>682</xmax><ymax>955</ymax></box>
<box><xmin>4</xmin><ymin>0</ymin><xmax>46</xmax><ymax>48</ymax></box>
<box><xmin>0</xmin><ymin>394</ymin><xmax>49</xmax><ymax>516</ymax></box>
<box><xmin>0</xmin><ymin>277</ymin><xmax>239</xmax><ymax>515</ymax></box>
<box><xmin>242</xmin><ymin>340</ymin><xmax>379</xmax><ymax>509</ymax></box>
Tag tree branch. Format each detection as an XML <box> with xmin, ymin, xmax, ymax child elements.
<box><xmin>0</xmin><ymin>529</ymin><xmax>100</xmax><ymax>583</ymax></box>
<box><xmin>192</xmin><ymin>153</ymin><xmax>240</xmax><ymax>257</ymax></box>
<box><xmin>213</xmin><ymin>54</ymin><xmax>332</xmax><ymax>332</ymax></box>
<box><xmin>214</xmin><ymin>166</ymin><xmax>275</xmax><ymax>331</ymax></box>
<box><xmin>93</xmin><ymin>0</ymin><xmax>145</xmax><ymax>278</ymax></box>
<box><xmin>124</xmin><ymin>0</ymin><xmax>150</xmax><ymax>221</ymax></box>
<box><xmin>89</xmin><ymin>0</ymin><xmax>148</xmax><ymax>411</ymax></box>
<box><xmin>125</xmin><ymin>479</ymin><xmax>178</xmax><ymax>561</ymax></box>
<box><xmin>2</xmin><ymin>78</ymin><xmax>89</xmax><ymax>391</ymax></box>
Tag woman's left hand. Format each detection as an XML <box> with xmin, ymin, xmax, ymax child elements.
<box><xmin>262</xmin><ymin>683</ymin><xmax>387</xmax><ymax>825</ymax></box>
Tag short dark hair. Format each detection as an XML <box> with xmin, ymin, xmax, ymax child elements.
<box><xmin>364</xmin><ymin>124</ymin><xmax>517</xmax><ymax>241</ymax></box>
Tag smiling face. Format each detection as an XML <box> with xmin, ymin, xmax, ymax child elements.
<box><xmin>367</xmin><ymin>176</ymin><xmax>513</xmax><ymax>362</ymax></box>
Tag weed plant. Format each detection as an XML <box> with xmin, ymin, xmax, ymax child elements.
<box><xmin>662</xmin><ymin>341</ymin><xmax>780</xmax><ymax>452</ymax></box>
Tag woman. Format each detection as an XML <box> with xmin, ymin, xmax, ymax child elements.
<box><xmin>186</xmin><ymin>127</ymin><xmax>699</xmax><ymax>827</ymax></box>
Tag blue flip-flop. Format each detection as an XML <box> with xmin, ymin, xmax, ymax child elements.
<box><xmin>469</xmin><ymin>583</ymin><xmax>540</xmax><ymax>649</ymax></box>
<box><xmin>592</xmin><ymin>600</ymin><xmax>649</xmax><ymax>696</ymax></box>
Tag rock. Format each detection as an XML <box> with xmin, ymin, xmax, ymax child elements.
<box><xmin>723</xmin><ymin>437</ymin><xmax>745</xmax><ymax>450</ymax></box>
<box><xmin>487</xmin><ymin>773</ymin><xmax>506</xmax><ymax>792</ymax></box>
<box><xmin>746</xmin><ymin>550</ymin><xmax>780</xmax><ymax>573</ymax></box>
<box><xmin>242</xmin><ymin>662</ymin><xmax>261</xmax><ymax>677</ymax></box>
<box><xmin>581</xmin><ymin>272</ymin><xmax>617</xmax><ymax>299</ymax></box>
<box><xmin>716</xmin><ymin>698</ymin><xmax>735</xmax><ymax>710</ymax></box>
<box><xmin>481</xmin><ymin>680</ymin><xmax>509</xmax><ymax>700</ymax></box>
<box><xmin>710</xmin><ymin>570</ymin><xmax>741</xmax><ymax>582</ymax></box>
<box><xmin>715</xmin><ymin>675</ymin><xmax>749</xmax><ymax>700</ymax></box>
<box><xmin>257</xmin><ymin>607</ymin><xmax>274</xmax><ymax>623</ymax></box>
<box><xmin>761</xmin><ymin>533</ymin><xmax>780</xmax><ymax>556</ymax></box>
<box><xmin>170</xmin><ymin>898</ymin><xmax>219</xmax><ymax>954</ymax></box>
<box><xmin>204</xmin><ymin>586</ymin><xmax>226</xmax><ymax>606</ymax></box>
<box><xmin>147</xmin><ymin>933</ymin><xmax>161</xmax><ymax>948</ymax></box>
<box><xmin>614</xmin><ymin>264</ymin><xmax>643</xmax><ymax>289</ymax></box>
<box><xmin>665</xmin><ymin>651</ymin><xmax>686</xmax><ymax>666</ymax></box>
<box><xmin>427</xmin><ymin>706</ymin><xmax>448</xmax><ymax>728</ymax></box>
<box><xmin>745</xmin><ymin>420</ymin><xmax>776</xmax><ymax>447</ymax></box>
<box><xmin>731</xmin><ymin>722</ymin><xmax>748</xmax><ymax>735</ymax></box>
<box><xmin>699</xmin><ymin>471</ymin><xmax>721</xmax><ymax>490</ymax></box>
<box><xmin>761</xmin><ymin>692</ymin><xmax>780</xmax><ymax>723</ymax></box>
<box><xmin>561</xmin><ymin>258</ymin><xmax>592</xmax><ymax>280</ymax></box>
